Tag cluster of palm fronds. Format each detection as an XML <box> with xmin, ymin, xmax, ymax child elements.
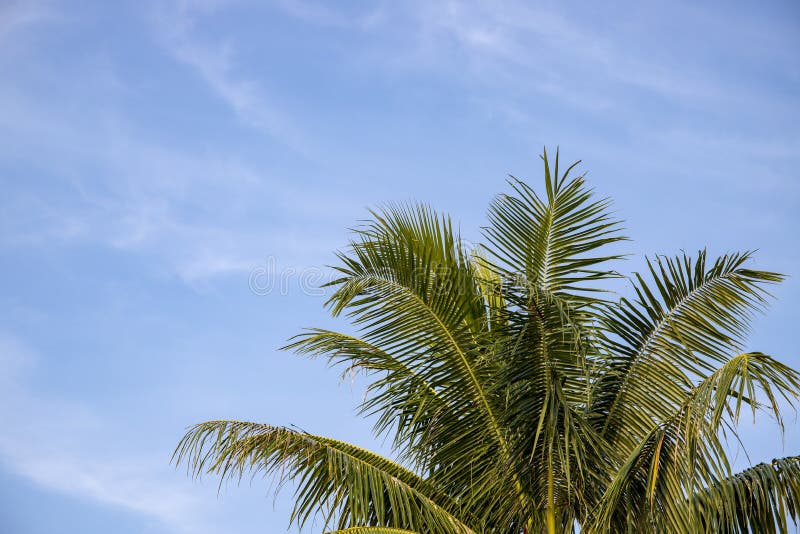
<box><xmin>174</xmin><ymin>150</ymin><xmax>800</xmax><ymax>533</ymax></box>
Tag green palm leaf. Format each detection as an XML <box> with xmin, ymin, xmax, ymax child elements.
<box><xmin>173</xmin><ymin>421</ymin><xmax>476</xmax><ymax>533</ymax></box>
<box><xmin>589</xmin><ymin>352</ymin><xmax>800</xmax><ymax>532</ymax></box>
<box><xmin>691</xmin><ymin>456</ymin><xmax>800</xmax><ymax>533</ymax></box>
<box><xmin>591</xmin><ymin>250</ymin><xmax>784</xmax><ymax>451</ymax></box>
<box><xmin>317</xmin><ymin>204</ymin><xmax>527</xmax><ymax>524</ymax></box>
<box><xmin>483</xmin><ymin>148</ymin><xmax>627</xmax><ymax>299</ymax></box>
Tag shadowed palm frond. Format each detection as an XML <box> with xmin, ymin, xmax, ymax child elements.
<box><xmin>283</xmin><ymin>329</ymin><xmax>457</xmax><ymax>464</ymax></box>
<box><xmin>311</xmin><ymin>203</ymin><xmax>527</xmax><ymax>525</ymax></box>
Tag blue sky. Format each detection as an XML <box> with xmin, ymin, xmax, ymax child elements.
<box><xmin>1</xmin><ymin>0</ymin><xmax>799</xmax><ymax>532</ymax></box>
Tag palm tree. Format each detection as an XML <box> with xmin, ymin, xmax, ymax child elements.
<box><xmin>174</xmin><ymin>149</ymin><xmax>800</xmax><ymax>533</ymax></box>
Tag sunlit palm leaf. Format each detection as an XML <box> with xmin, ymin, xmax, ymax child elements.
<box><xmin>173</xmin><ymin>421</ymin><xmax>476</xmax><ymax>533</ymax></box>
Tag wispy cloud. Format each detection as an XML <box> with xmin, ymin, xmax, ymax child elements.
<box><xmin>0</xmin><ymin>91</ymin><xmax>260</xmax><ymax>281</ymax></box>
<box><xmin>0</xmin><ymin>67</ymin><xmax>342</xmax><ymax>285</ymax></box>
<box><xmin>259</xmin><ymin>1</ymin><xmax>722</xmax><ymax>114</ymax></box>
<box><xmin>305</xmin><ymin>0</ymin><xmax>795</xmax><ymax>125</ymax></box>
<box><xmin>4</xmin><ymin>451</ymin><xmax>201</xmax><ymax>532</ymax></box>
<box><xmin>403</xmin><ymin>1</ymin><xmax>723</xmax><ymax>110</ymax></box>
<box><xmin>151</xmin><ymin>0</ymin><xmax>308</xmax><ymax>153</ymax></box>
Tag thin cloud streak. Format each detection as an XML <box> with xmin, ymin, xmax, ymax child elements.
<box><xmin>412</xmin><ymin>1</ymin><xmax>718</xmax><ymax>105</ymax></box>
<box><xmin>0</xmin><ymin>81</ymin><xmax>342</xmax><ymax>284</ymax></box>
<box><xmin>151</xmin><ymin>1</ymin><xmax>309</xmax><ymax>154</ymax></box>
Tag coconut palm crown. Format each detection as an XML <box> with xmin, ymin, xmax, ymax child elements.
<box><xmin>175</xmin><ymin>150</ymin><xmax>800</xmax><ymax>533</ymax></box>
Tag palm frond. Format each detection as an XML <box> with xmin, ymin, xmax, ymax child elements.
<box><xmin>172</xmin><ymin>421</ymin><xmax>476</xmax><ymax>533</ymax></box>
<box><xmin>592</xmin><ymin>250</ymin><xmax>784</xmax><ymax>450</ymax></box>
<box><xmin>283</xmin><ymin>329</ymin><xmax>456</xmax><ymax>461</ymax></box>
<box><xmin>476</xmin><ymin>149</ymin><xmax>628</xmax><ymax>526</ymax></box>
<box><xmin>690</xmin><ymin>455</ymin><xmax>800</xmax><ymax>533</ymax></box>
<box><xmin>315</xmin><ymin>203</ymin><xmax>526</xmax><ymax>522</ymax></box>
<box><xmin>589</xmin><ymin>352</ymin><xmax>800</xmax><ymax>532</ymax></box>
<box><xmin>483</xmin><ymin>147</ymin><xmax>626</xmax><ymax>300</ymax></box>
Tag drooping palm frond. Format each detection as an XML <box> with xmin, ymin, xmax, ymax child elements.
<box><xmin>283</xmin><ymin>329</ymin><xmax>457</xmax><ymax>471</ymax></box>
<box><xmin>691</xmin><ymin>455</ymin><xmax>800</xmax><ymax>534</ymax></box>
<box><xmin>309</xmin><ymin>204</ymin><xmax>528</xmax><ymax>526</ymax></box>
<box><xmin>175</xmin><ymin>148</ymin><xmax>799</xmax><ymax>534</ymax></box>
<box><xmin>589</xmin><ymin>352</ymin><xmax>800</xmax><ymax>532</ymax></box>
<box><xmin>173</xmin><ymin>421</ymin><xmax>476</xmax><ymax>534</ymax></box>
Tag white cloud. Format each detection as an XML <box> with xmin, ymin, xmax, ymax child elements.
<box><xmin>0</xmin><ymin>2</ymin><xmax>348</xmax><ymax>289</ymax></box>
<box><xmin>315</xmin><ymin>0</ymin><xmax>792</xmax><ymax>123</ymax></box>
<box><xmin>4</xmin><ymin>451</ymin><xmax>202</xmax><ymax>532</ymax></box>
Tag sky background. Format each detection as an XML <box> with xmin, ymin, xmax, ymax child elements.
<box><xmin>1</xmin><ymin>0</ymin><xmax>799</xmax><ymax>532</ymax></box>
